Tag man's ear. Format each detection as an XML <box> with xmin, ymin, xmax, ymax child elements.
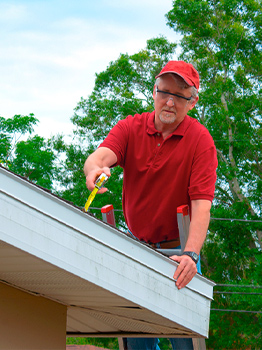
<box><xmin>189</xmin><ymin>95</ymin><xmax>199</xmax><ymax>110</ymax></box>
<box><xmin>153</xmin><ymin>85</ymin><xmax>157</xmax><ymax>100</ymax></box>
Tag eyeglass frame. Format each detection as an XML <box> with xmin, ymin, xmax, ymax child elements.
<box><xmin>155</xmin><ymin>88</ymin><xmax>193</xmax><ymax>102</ymax></box>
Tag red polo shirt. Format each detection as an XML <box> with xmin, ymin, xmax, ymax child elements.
<box><xmin>99</xmin><ymin>112</ymin><xmax>217</xmax><ymax>243</ymax></box>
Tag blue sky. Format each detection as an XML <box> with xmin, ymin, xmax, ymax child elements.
<box><xmin>0</xmin><ymin>0</ymin><xmax>179</xmax><ymax>138</ymax></box>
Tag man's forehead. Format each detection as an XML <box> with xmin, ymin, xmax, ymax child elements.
<box><xmin>158</xmin><ymin>73</ymin><xmax>192</xmax><ymax>90</ymax></box>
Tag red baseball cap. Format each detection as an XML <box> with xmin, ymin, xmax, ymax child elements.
<box><xmin>155</xmin><ymin>60</ymin><xmax>200</xmax><ymax>91</ymax></box>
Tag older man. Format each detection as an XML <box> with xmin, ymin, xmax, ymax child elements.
<box><xmin>84</xmin><ymin>61</ymin><xmax>217</xmax><ymax>350</ymax></box>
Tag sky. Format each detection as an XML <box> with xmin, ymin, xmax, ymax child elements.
<box><xmin>0</xmin><ymin>0</ymin><xmax>179</xmax><ymax>139</ymax></box>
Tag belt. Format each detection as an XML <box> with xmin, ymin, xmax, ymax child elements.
<box><xmin>149</xmin><ymin>238</ymin><xmax>180</xmax><ymax>249</ymax></box>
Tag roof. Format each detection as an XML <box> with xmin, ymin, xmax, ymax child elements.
<box><xmin>0</xmin><ymin>166</ymin><xmax>215</xmax><ymax>338</ymax></box>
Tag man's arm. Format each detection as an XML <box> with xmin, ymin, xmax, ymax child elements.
<box><xmin>84</xmin><ymin>147</ymin><xmax>117</xmax><ymax>193</ymax></box>
<box><xmin>170</xmin><ymin>199</ymin><xmax>211</xmax><ymax>289</ymax></box>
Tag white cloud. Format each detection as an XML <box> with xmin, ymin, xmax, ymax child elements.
<box><xmin>0</xmin><ymin>0</ymin><xmax>178</xmax><ymax>138</ymax></box>
<box><xmin>0</xmin><ymin>2</ymin><xmax>27</xmax><ymax>21</ymax></box>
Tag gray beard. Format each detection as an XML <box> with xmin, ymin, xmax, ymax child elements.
<box><xmin>159</xmin><ymin>112</ymin><xmax>177</xmax><ymax>125</ymax></box>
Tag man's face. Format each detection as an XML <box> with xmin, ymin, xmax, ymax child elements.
<box><xmin>153</xmin><ymin>74</ymin><xmax>198</xmax><ymax>129</ymax></box>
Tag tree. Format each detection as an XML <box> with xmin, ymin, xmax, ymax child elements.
<box><xmin>10</xmin><ymin>135</ymin><xmax>57</xmax><ymax>189</ymax></box>
<box><xmin>165</xmin><ymin>1</ymin><xmax>262</xmax><ymax>348</ymax></box>
<box><xmin>0</xmin><ymin>114</ymin><xmax>63</xmax><ymax>190</ymax></box>
<box><xmin>0</xmin><ymin>113</ymin><xmax>38</xmax><ymax>167</ymax></box>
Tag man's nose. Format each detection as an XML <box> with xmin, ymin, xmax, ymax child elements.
<box><xmin>166</xmin><ymin>97</ymin><xmax>175</xmax><ymax>106</ymax></box>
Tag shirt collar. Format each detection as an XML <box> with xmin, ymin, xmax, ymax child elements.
<box><xmin>147</xmin><ymin>112</ymin><xmax>191</xmax><ymax>137</ymax></box>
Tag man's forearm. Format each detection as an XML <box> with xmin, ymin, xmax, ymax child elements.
<box><xmin>185</xmin><ymin>199</ymin><xmax>211</xmax><ymax>254</ymax></box>
<box><xmin>84</xmin><ymin>148</ymin><xmax>113</xmax><ymax>174</ymax></box>
<box><xmin>171</xmin><ymin>199</ymin><xmax>212</xmax><ymax>289</ymax></box>
<box><xmin>84</xmin><ymin>153</ymin><xmax>103</xmax><ymax>177</ymax></box>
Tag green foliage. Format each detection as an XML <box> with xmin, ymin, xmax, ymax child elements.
<box><xmin>66</xmin><ymin>337</ymin><xmax>173</xmax><ymax>349</ymax></box>
<box><xmin>0</xmin><ymin>113</ymin><xmax>38</xmax><ymax>167</ymax></box>
<box><xmin>0</xmin><ymin>113</ymin><xmax>37</xmax><ymax>135</ymax></box>
<box><xmin>66</xmin><ymin>337</ymin><xmax>119</xmax><ymax>349</ymax></box>
<box><xmin>9</xmin><ymin>135</ymin><xmax>56</xmax><ymax>189</ymax></box>
<box><xmin>55</xmin><ymin>142</ymin><xmax>88</xmax><ymax>206</ymax></box>
<box><xmin>0</xmin><ymin>114</ymin><xmax>64</xmax><ymax>190</ymax></box>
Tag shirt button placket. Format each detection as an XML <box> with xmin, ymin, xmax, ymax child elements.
<box><xmin>156</xmin><ymin>132</ymin><xmax>162</xmax><ymax>149</ymax></box>
<box><xmin>151</xmin><ymin>134</ymin><xmax>162</xmax><ymax>167</ymax></box>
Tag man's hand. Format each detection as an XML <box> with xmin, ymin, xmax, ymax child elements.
<box><xmin>169</xmin><ymin>200</ymin><xmax>211</xmax><ymax>289</ymax></box>
<box><xmin>85</xmin><ymin>167</ymin><xmax>111</xmax><ymax>193</ymax></box>
<box><xmin>84</xmin><ymin>147</ymin><xmax>117</xmax><ymax>193</ymax></box>
<box><xmin>170</xmin><ymin>255</ymin><xmax>197</xmax><ymax>289</ymax></box>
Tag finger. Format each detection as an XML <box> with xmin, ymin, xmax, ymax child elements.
<box><xmin>86</xmin><ymin>170</ymin><xmax>108</xmax><ymax>191</ymax></box>
<box><xmin>173</xmin><ymin>256</ymin><xmax>197</xmax><ymax>288</ymax></box>
<box><xmin>101</xmin><ymin>167</ymin><xmax>111</xmax><ymax>178</ymax></box>
<box><xmin>97</xmin><ymin>187</ymin><xmax>108</xmax><ymax>194</ymax></box>
<box><xmin>169</xmin><ymin>255</ymin><xmax>180</xmax><ymax>262</ymax></box>
<box><xmin>176</xmin><ymin>269</ymin><xmax>195</xmax><ymax>289</ymax></box>
<box><xmin>172</xmin><ymin>256</ymin><xmax>185</xmax><ymax>280</ymax></box>
<box><xmin>173</xmin><ymin>262</ymin><xmax>183</xmax><ymax>280</ymax></box>
<box><xmin>86</xmin><ymin>172</ymin><xmax>100</xmax><ymax>190</ymax></box>
<box><xmin>173</xmin><ymin>262</ymin><xmax>189</xmax><ymax>282</ymax></box>
<box><xmin>175</xmin><ymin>264</ymin><xmax>197</xmax><ymax>289</ymax></box>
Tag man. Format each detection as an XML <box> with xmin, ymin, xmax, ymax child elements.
<box><xmin>84</xmin><ymin>61</ymin><xmax>217</xmax><ymax>350</ymax></box>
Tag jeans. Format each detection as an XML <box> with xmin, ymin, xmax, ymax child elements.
<box><xmin>125</xmin><ymin>231</ymin><xmax>200</xmax><ymax>349</ymax></box>
<box><xmin>125</xmin><ymin>337</ymin><xmax>193</xmax><ymax>350</ymax></box>
<box><xmin>125</xmin><ymin>338</ymin><xmax>160</xmax><ymax>350</ymax></box>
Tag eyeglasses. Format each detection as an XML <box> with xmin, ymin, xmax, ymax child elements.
<box><xmin>156</xmin><ymin>88</ymin><xmax>192</xmax><ymax>104</ymax></box>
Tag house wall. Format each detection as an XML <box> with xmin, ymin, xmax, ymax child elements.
<box><xmin>0</xmin><ymin>282</ymin><xmax>67</xmax><ymax>350</ymax></box>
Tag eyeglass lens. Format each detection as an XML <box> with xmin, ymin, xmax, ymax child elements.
<box><xmin>156</xmin><ymin>89</ymin><xmax>191</xmax><ymax>105</ymax></box>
